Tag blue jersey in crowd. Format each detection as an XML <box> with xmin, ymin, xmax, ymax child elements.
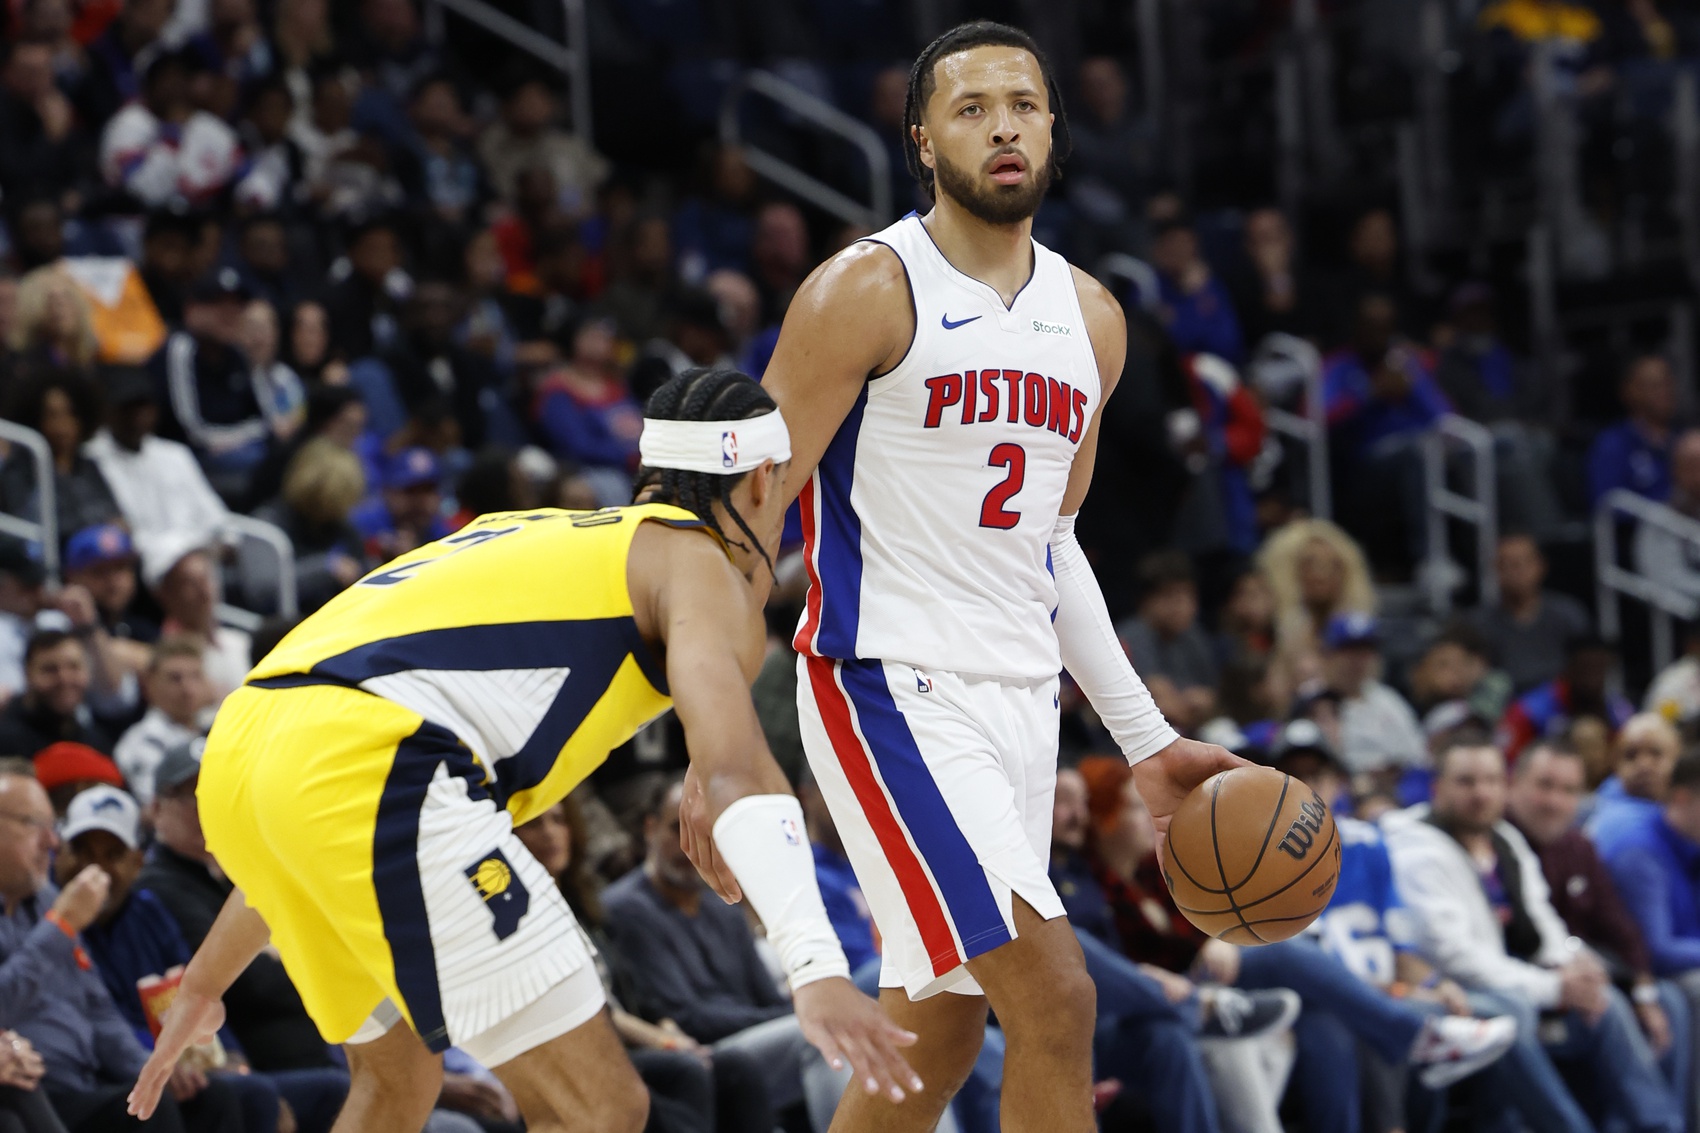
<box><xmin>1308</xmin><ymin>817</ymin><xmax>1413</xmax><ymax>988</ymax></box>
<box><xmin>1587</xmin><ymin>420</ymin><xmax>1672</xmax><ymax>507</ymax></box>
<box><xmin>814</xmin><ymin>842</ymin><xmax>878</xmax><ymax>973</ymax></box>
<box><xmin>1592</xmin><ymin>801</ymin><xmax>1700</xmax><ymax>975</ymax></box>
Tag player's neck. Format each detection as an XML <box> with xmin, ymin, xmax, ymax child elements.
<box><xmin>922</xmin><ymin>199</ymin><xmax>1034</xmax><ymax>308</ymax></box>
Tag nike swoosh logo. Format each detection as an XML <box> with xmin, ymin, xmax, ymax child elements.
<box><xmin>941</xmin><ymin>314</ymin><xmax>982</xmax><ymax>330</ymax></box>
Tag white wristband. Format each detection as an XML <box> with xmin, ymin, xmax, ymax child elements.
<box><xmin>711</xmin><ymin>794</ymin><xmax>852</xmax><ymax>991</ymax></box>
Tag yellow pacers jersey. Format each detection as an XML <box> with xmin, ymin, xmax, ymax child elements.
<box><xmin>248</xmin><ymin>504</ymin><xmax>696</xmax><ymax>824</ymax></box>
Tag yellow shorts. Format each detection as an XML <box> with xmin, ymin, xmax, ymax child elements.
<box><xmin>198</xmin><ymin>683</ymin><xmax>591</xmax><ymax>1052</ymax></box>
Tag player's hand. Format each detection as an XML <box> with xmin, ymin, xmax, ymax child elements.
<box><xmin>678</xmin><ymin>765</ymin><xmax>742</xmax><ymax>904</ymax></box>
<box><xmin>128</xmin><ymin>991</ymin><xmax>225</xmax><ymax>1119</ymax></box>
<box><xmin>793</xmin><ymin>977</ymin><xmax>922</xmax><ymax>1104</ymax></box>
<box><xmin>52</xmin><ymin>864</ymin><xmax>110</xmax><ymax>932</ymax></box>
<box><xmin>1130</xmin><ymin>738</ymin><xmax>1249</xmax><ymax>838</ymax></box>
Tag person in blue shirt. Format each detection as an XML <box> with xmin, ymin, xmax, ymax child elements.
<box><xmin>1323</xmin><ymin>293</ymin><xmax>1452</xmax><ymax>568</ymax></box>
<box><xmin>350</xmin><ymin>447</ymin><xmax>453</xmax><ymax>563</ymax></box>
<box><xmin>1590</xmin><ymin>713</ymin><xmax>1680</xmax><ymax>842</ymax></box>
<box><xmin>1595</xmin><ymin>749</ymin><xmax>1700</xmax><ymax>981</ymax></box>
<box><xmin>1588</xmin><ymin>353</ymin><xmax>1679</xmax><ymax>508</ymax></box>
<box><xmin>1151</xmin><ymin>216</ymin><xmax>1245</xmax><ymax>365</ymax></box>
<box><xmin>54</xmin><ymin>786</ymin><xmax>348</xmax><ymax>1133</ymax></box>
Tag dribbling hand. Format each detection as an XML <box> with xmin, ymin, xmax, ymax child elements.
<box><xmin>793</xmin><ymin>977</ymin><xmax>922</xmax><ymax>1104</ymax></box>
<box><xmin>128</xmin><ymin>991</ymin><xmax>225</xmax><ymax>1119</ymax></box>
<box><xmin>1130</xmin><ymin>738</ymin><xmax>1249</xmax><ymax>835</ymax></box>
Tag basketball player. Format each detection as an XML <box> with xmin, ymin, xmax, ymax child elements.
<box><xmin>683</xmin><ymin>21</ymin><xmax>1245</xmax><ymax>1133</ymax></box>
<box><xmin>126</xmin><ymin>369</ymin><xmax>922</xmax><ymax>1133</ymax></box>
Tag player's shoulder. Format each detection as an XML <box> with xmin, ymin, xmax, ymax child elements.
<box><xmin>800</xmin><ymin>238</ymin><xmax>910</xmax><ymax>308</ymax></box>
<box><xmin>1066</xmin><ymin>261</ymin><xmax>1123</xmax><ymax>325</ymax></box>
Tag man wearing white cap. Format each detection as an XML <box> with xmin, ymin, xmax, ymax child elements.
<box><xmin>131</xmin><ymin>368</ymin><xmax>922</xmax><ymax>1133</ymax></box>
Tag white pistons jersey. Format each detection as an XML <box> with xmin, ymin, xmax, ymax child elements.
<box><xmin>793</xmin><ymin>213</ymin><xmax>1102</xmax><ymax>681</ymax></box>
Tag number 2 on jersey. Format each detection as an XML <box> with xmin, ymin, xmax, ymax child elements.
<box><xmin>980</xmin><ymin>443</ymin><xmax>1026</xmax><ymax>529</ymax></box>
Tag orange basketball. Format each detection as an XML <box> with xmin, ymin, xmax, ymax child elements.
<box><xmin>1162</xmin><ymin>765</ymin><xmax>1341</xmax><ymax>945</ymax></box>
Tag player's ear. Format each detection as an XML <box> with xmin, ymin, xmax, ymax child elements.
<box><xmin>913</xmin><ymin>123</ymin><xmax>934</xmax><ymax>170</ymax></box>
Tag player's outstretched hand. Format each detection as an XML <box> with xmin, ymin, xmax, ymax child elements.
<box><xmin>1131</xmin><ymin>737</ymin><xmax>1248</xmax><ymax>835</ymax></box>
<box><xmin>678</xmin><ymin>764</ymin><xmax>743</xmax><ymax>904</ymax></box>
<box><xmin>127</xmin><ymin>991</ymin><xmax>225</xmax><ymax>1119</ymax></box>
<box><xmin>793</xmin><ymin>977</ymin><xmax>922</xmax><ymax>1104</ymax></box>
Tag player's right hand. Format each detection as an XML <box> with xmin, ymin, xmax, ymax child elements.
<box><xmin>128</xmin><ymin>991</ymin><xmax>225</xmax><ymax>1119</ymax></box>
<box><xmin>678</xmin><ymin>765</ymin><xmax>742</xmax><ymax>904</ymax></box>
<box><xmin>793</xmin><ymin>977</ymin><xmax>922</xmax><ymax>1104</ymax></box>
<box><xmin>52</xmin><ymin>864</ymin><xmax>110</xmax><ymax>932</ymax></box>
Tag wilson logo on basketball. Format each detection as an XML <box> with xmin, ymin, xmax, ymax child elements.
<box><xmin>1276</xmin><ymin>797</ymin><xmax>1329</xmax><ymax>861</ymax></box>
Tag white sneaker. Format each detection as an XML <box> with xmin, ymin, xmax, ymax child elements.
<box><xmin>1410</xmin><ymin>1014</ymin><xmax>1518</xmax><ymax>1089</ymax></box>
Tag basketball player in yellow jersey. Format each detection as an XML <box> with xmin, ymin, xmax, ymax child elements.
<box><xmin>127</xmin><ymin>368</ymin><xmax>923</xmax><ymax>1133</ymax></box>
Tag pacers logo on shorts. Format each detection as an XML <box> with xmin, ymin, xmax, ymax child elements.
<box><xmin>464</xmin><ymin>848</ymin><xmax>531</xmax><ymax>940</ymax></box>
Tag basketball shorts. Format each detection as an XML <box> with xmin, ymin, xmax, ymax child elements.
<box><xmin>797</xmin><ymin>655</ymin><xmax>1066</xmax><ymax>1000</ymax></box>
<box><xmin>199</xmin><ymin>683</ymin><xmax>602</xmax><ymax>1062</ymax></box>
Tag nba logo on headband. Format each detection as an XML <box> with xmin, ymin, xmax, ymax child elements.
<box><xmin>721</xmin><ymin>431</ymin><xmax>738</xmax><ymax>468</ymax></box>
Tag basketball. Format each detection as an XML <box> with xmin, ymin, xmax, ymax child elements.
<box><xmin>1162</xmin><ymin>765</ymin><xmax>1341</xmax><ymax>945</ymax></box>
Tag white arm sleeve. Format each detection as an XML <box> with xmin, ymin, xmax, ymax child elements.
<box><xmin>712</xmin><ymin>794</ymin><xmax>852</xmax><ymax>992</ymax></box>
<box><xmin>1050</xmin><ymin>513</ymin><xmax>1179</xmax><ymax>764</ymax></box>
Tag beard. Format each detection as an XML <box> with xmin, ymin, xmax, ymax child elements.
<box><xmin>931</xmin><ymin>147</ymin><xmax>1055</xmax><ymax>226</ymax></box>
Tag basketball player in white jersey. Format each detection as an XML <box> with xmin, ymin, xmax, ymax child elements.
<box><xmin>677</xmin><ymin>20</ymin><xmax>1243</xmax><ymax>1133</ymax></box>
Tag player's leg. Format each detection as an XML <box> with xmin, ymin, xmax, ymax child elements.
<box><xmin>335</xmin><ymin>1017</ymin><xmax>443</xmax><ymax>1133</ymax></box>
<box><xmin>486</xmin><ymin>1008</ymin><xmax>648</xmax><ymax>1133</ymax></box>
<box><xmin>961</xmin><ymin>899</ymin><xmax>1098</xmax><ymax>1133</ymax></box>
<box><xmin>828</xmin><ymin>988</ymin><xmax>988</xmax><ymax>1132</ymax></box>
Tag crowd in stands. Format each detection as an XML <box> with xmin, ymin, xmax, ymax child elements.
<box><xmin>12</xmin><ymin>0</ymin><xmax>1700</xmax><ymax>1131</ymax></box>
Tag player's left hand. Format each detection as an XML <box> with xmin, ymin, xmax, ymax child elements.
<box><xmin>128</xmin><ymin>991</ymin><xmax>225</xmax><ymax>1119</ymax></box>
<box><xmin>1130</xmin><ymin>737</ymin><xmax>1248</xmax><ymax>836</ymax></box>
<box><xmin>793</xmin><ymin>977</ymin><xmax>922</xmax><ymax>1104</ymax></box>
<box><xmin>678</xmin><ymin>764</ymin><xmax>743</xmax><ymax>904</ymax></box>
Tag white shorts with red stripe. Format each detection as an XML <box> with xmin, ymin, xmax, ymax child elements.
<box><xmin>797</xmin><ymin>653</ymin><xmax>1066</xmax><ymax>1000</ymax></box>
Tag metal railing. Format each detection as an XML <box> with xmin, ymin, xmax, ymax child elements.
<box><xmin>0</xmin><ymin>422</ymin><xmax>57</xmax><ymax>583</ymax></box>
<box><xmin>1251</xmin><ymin>334</ymin><xmax>1330</xmax><ymax>521</ymax></box>
<box><xmin>218</xmin><ymin>514</ymin><xmax>298</xmax><ymax>630</ymax></box>
<box><xmin>424</xmin><ymin>0</ymin><xmax>592</xmax><ymax>145</ymax></box>
<box><xmin>720</xmin><ymin>70</ymin><xmax>892</xmax><ymax>232</ymax></box>
<box><xmin>1422</xmin><ymin>414</ymin><xmax>1498</xmax><ymax>612</ymax></box>
<box><xmin>1596</xmin><ymin>490</ymin><xmax>1700</xmax><ymax>673</ymax></box>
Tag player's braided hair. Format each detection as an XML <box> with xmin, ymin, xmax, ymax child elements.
<box><xmin>633</xmin><ymin>367</ymin><xmax>778</xmax><ymax>577</ymax></box>
<box><xmin>902</xmin><ymin>21</ymin><xmax>1071</xmax><ymax>204</ymax></box>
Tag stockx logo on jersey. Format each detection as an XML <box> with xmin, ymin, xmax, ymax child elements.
<box><xmin>465</xmin><ymin>848</ymin><xmax>530</xmax><ymax>940</ymax></box>
<box><xmin>921</xmin><ymin>369</ymin><xmax>1088</xmax><ymax>443</ymax></box>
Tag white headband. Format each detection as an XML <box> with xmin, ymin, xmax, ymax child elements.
<box><xmin>639</xmin><ymin>409</ymin><xmax>792</xmax><ymax>476</ymax></box>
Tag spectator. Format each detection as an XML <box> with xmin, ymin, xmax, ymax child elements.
<box><xmin>0</xmin><ymin>630</ymin><xmax>112</xmax><ymax>757</ymax></box>
<box><xmin>1049</xmin><ymin>766</ymin><xmax>1255</xmax><ymax>1133</ymax></box>
<box><xmin>75</xmin><ymin>0</ymin><xmax>173</xmax><ymax>137</ymax></box>
<box><xmin>84</xmin><ymin>367</ymin><xmax>230</xmax><ymax>580</ymax></box>
<box><xmin>255</xmin><ymin>437</ymin><xmax>369</xmax><ymax>612</ymax></box>
<box><xmin>1636</xmin><ymin>428</ymin><xmax>1700</xmax><ymax>601</ymax></box>
<box><xmin>0</xmin><ymin>759</ymin><xmax>244</xmax><ymax>1133</ymax></box>
<box><xmin>62</xmin><ymin>523</ymin><xmax>155</xmax><ymax>648</ymax></box>
<box><xmin>514</xmin><ymin>797</ymin><xmax>773</xmax><ymax>1133</ymax></box>
<box><xmin>136</xmin><ymin>742</ymin><xmax>341</xmax><ymax>1074</ymax></box>
<box><xmin>98</xmin><ymin>49</ymin><xmax>244</xmax><ymax>210</ymax></box>
<box><xmin>1646</xmin><ymin>629</ymin><xmax>1700</xmax><ymax>733</ymax></box>
<box><xmin>531</xmin><ymin>316</ymin><xmax>644</xmax><ymax>496</ymax></box>
<box><xmin>1468</xmin><ymin>533</ymin><xmax>1592</xmax><ymax>694</ymax></box>
<box><xmin>1589</xmin><ymin>353</ymin><xmax>1680</xmax><ymax>508</ymax></box>
<box><xmin>749</xmin><ymin>202</ymin><xmax>809</xmax><ymax>326</ymax></box>
<box><xmin>673</xmin><ymin>145</ymin><xmax>759</xmax><ymax>282</ymax></box>
<box><xmin>8</xmin><ymin>266</ymin><xmax>100</xmax><ymax>381</ymax></box>
<box><xmin>350</xmin><ymin>447</ymin><xmax>451</xmax><ymax>563</ymax></box>
<box><xmin>236</xmin><ymin>299</ymin><xmax>307</xmax><ymax>455</ymax></box>
<box><xmin>1151</xmin><ymin>215</ymin><xmax>1244</xmax><ymax>364</ymax></box>
<box><xmin>1407</xmin><ymin>623</ymin><xmax>1514</xmax><ymax>730</ymax></box>
<box><xmin>395</xmin><ymin>75</ymin><xmax>487</xmax><ymax>230</ymax></box>
<box><xmin>1227</xmin><ymin>207</ymin><xmax>1327</xmax><ymax>347</ymax></box>
<box><xmin>58</xmin><ymin>785</ymin><xmax>350</xmax><ymax>1133</ymax></box>
<box><xmin>1323</xmin><ymin>293</ymin><xmax>1451</xmax><ymax>570</ymax></box>
<box><xmin>1315</xmin><ymin>613</ymin><xmax>1428</xmax><ymax>777</ymax></box>
<box><xmin>113</xmin><ymin>639</ymin><xmax>211</xmax><ymax>807</ymax></box>
<box><xmin>145</xmin><ymin>543</ymin><xmax>250</xmax><ymax>702</ymax></box>
<box><xmin>1117</xmin><ymin>551</ymin><xmax>1220</xmax><ymax>733</ymax></box>
<box><xmin>1500</xmin><ymin>634</ymin><xmax>1635</xmax><ymax>760</ymax></box>
<box><xmin>602</xmin><ymin>778</ymin><xmax>848</xmax><ymax>1133</ymax></box>
<box><xmin>0</xmin><ymin>1023</ymin><xmax>61</xmax><ymax>1133</ymax></box>
<box><xmin>1256</xmin><ymin>517</ymin><xmax>1376</xmax><ymax>670</ymax></box>
<box><xmin>477</xmin><ymin>77</ymin><xmax>609</xmax><ymax>215</ymax></box>
<box><xmin>283</xmin><ymin>300</ymin><xmax>345</xmax><ymax>387</ymax></box>
<box><xmin>135</xmin><ymin>210</ymin><xmax>198</xmax><ymax>329</ymax></box>
<box><xmin>31</xmin><ymin>742</ymin><xmax>124</xmax><ymax>817</ymax></box>
<box><xmin>0</xmin><ymin>546</ymin><xmax>46</xmax><ymax>704</ymax></box>
<box><xmin>1505</xmin><ymin>741</ymin><xmax>1690</xmax><ymax>1099</ymax></box>
<box><xmin>0</xmin><ymin>369</ymin><xmax>121</xmax><ymax>545</ymax></box>
<box><xmin>1327</xmin><ymin>207</ymin><xmax>1431</xmax><ymax>346</ymax></box>
<box><xmin>1173</xmin><ymin>353</ymin><xmax>1266</xmax><ymax>556</ymax></box>
<box><xmin>1596</xmin><ymin>712</ymin><xmax>1681</xmax><ymax>824</ymax></box>
<box><xmin>0</xmin><ymin>40</ymin><xmax>82</xmax><ymax>206</ymax></box>
<box><xmin>1064</xmin><ymin>56</ymin><xmax>1150</xmax><ymax>263</ymax></box>
<box><xmin>322</xmin><ymin>213</ymin><xmax>408</xmax><ymax>362</ymax></box>
<box><xmin>1384</xmin><ymin>729</ymin><xmax>1684</xmax><ymax>1133</ymax></box>
<box><xmin>377</xmin><ymin>279</ymin><xmax>502</xmax><ymax>451</ymax></box>
<box><xmin>1214</xmin><ymin>566</ymin><xmax>1277</xmax><ymax>667</ymax></box>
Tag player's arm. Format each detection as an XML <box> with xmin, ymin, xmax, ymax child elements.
<box><xmin>1052</xmin><ymin>267</ymin><xmax>1245</xmax><ymax>823</ymax></box>
<box><xmin>645</xmin><ymin>529</ymin><xmax>922</xmax><ymax>1101</ymax></box>
<box><xmin>128</xmin><ymin>890</ymin><xmax>269</xmax><ymax>1118</ymax></box>
<box><xmin>762</xmin><ymin>243</ymin><xmax>913</xmax><ymax>505</ymax></box>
